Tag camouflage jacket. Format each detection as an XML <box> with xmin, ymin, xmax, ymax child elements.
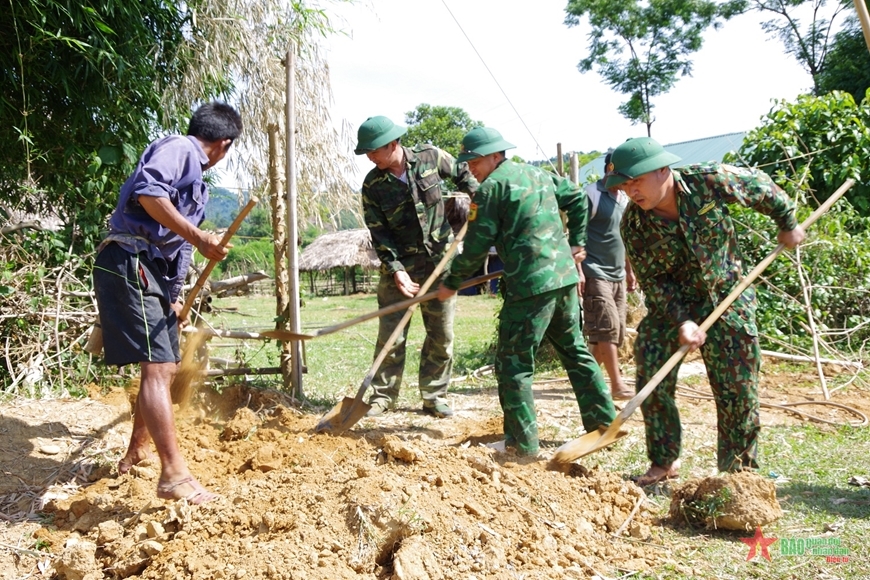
<box><xmin>362</xmin><ymin>145</ymin><xmax>478</xmax><ymax>275</ymax></box>
<box><xmin>621</xmin><ymin>163</ymin><xmax>798</xmax><ymax>332</ymax></box>
<box><xmin>443</xmin><ymin>160</ymin><xmax>587</xmax><ymax>303</ymax></box>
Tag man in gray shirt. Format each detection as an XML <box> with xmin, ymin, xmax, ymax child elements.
<box><xmin>579</xmin><ymin>151</ymin><xmax>636</xmax><ymax>400</ymax></box>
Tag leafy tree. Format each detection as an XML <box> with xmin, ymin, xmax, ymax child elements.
<box><xmin>727</xmin><ymin>90</ymin><xmax>870</xmax><ymax>351</ymax></box>
<box><xmin>564</xmin><ymin>0</ymin><xmax>744</xmax><ymax>135</ymax></box>
<box><xmin>0</xmin><ymin>0</ymin><xmax>359</xmax><ymax>392</ymax></box>
<box><xmin>747</xmin><ymin>0</ymin><xmax>851</xmax><ymax>94</ymax></box>
<box><xmin>404</xmin><ymin>104</ymin><xmax>483</xmax><ymax>158</ymax></box>
<box><xmin>816</xmin><ymin>14</ymin><xmax>870</xmax><ymax>100</ymax></box>
<box><xmin>238</xmin><ymin>205</ymin><xmax>273</xmax><ymax>239</ymax></box>
<box><xmin>577</xmin><ymin>150</ymin><xmax>601</xmax><ymax>169</ymax></box>
<box><xmin>729</xmin><ymin>90</ymin><xmax>870</xmax><ymax>214</ymax></box>
<box><xmin>1</xmin><ymin>0</ymin><xmax>360</xmax><ymax>256</ymax></box>
<box><xmin>1</xmin><ymin>0</ymin><xmax>195</xmax><ymax>253</ymax></box>
<box><xmin>177</xmin><ymin>0</ymin><xmax>360</xmax><ymax>232</ymax></box>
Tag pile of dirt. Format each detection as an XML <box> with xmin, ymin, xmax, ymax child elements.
<box><xmin>12</xmin><ymin>385</ymin><xmax>665</xmax><ymax>580</ymax></box>
<box><xmin>668</xmin><ymin>470</ymin><xmax>782</xmax><ymax>531</ymax></box>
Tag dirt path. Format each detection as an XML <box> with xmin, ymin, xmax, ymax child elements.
<box><xmin>1</xmin><ymin>359</ymin><xmax>867</xmax><ymax>580</ymax></box>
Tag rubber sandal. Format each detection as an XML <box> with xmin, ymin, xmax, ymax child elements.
<box><xmin>118</xmin><ymin>458</ymin><xmax>135</xmax><ymax>476</ymax></box>
<box><xmin>611</xmin><ymin>386</ymin><xmax>635</xmax><ymax>401</ymax></box>
<box><xmin>631</xmin><ymin>464</ymin><xmax>680</xmax><ymax>487</ymax></box>
<box><xmin>157</xmin><ymin>476</ymin><xmax>219</xmax><ymax>505</ymax></box>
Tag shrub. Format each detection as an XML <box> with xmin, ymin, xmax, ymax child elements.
<box><xmin>216</xmin><ymin>239</ymin><xmax>275</xmax><ymax>278</ymax></box>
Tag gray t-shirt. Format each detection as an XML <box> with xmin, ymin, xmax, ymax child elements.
<box><xmin>581</xmin><ymin>180</ymin><xmax>627</xmax><ymax>282</ymax></box>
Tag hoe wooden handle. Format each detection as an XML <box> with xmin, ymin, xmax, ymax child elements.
<box><xmin>179</xmin><ymin>197</ymin><xmax>258</xmax><ymax>321</ymax></box>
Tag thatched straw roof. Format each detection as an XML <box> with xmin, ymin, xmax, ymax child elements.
<box><xmin>298</xmin><ymin>228</ymin><xmax>380</xmax><ymax>272</ymax></box>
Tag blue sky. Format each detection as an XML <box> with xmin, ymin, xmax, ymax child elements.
<box><xmin>324</xmin><ymin>0</ymin><xmax>812</xmax><ymax>178</ymax></box>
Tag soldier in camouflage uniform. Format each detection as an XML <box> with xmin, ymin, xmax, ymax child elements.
<box><xmin>356</xmin><ymin>116</ymin><xmax>478</xmax><ymax>418</ymax></box>
<box><xmin>437</xmin><ymin>127</ymin><xmax>616</xmax><ymax>456</ymax></box>
<box><xmin>606</xmin><ymin>137</ymin><xmax>805</xmax><ymax>485</ymax></box>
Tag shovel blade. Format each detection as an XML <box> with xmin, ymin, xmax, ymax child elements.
<box><xmin>314</xmin><ymin>396</ymin><xmax>371</xmax><ymax>434</ymax></box>
<box><xmin>549</xmin><ymin>420</ymin><xmax>629</xmax><ymax>465</ymax></box>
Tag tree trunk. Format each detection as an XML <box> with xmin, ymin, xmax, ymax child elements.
<box><xmin>268</xmin><ymin>123</ymin><xmax>293</xmax><ymax>388</ymax></box>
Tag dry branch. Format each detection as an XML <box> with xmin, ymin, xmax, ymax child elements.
<box><xmin>210</xmin><ymin>270</ymin><xmax>270</xmax><ymax>295</ymax></box>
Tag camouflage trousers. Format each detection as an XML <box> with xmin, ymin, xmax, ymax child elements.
<box><xmin>496</xmin><ymin>285</ymin><xmax>616</xmax><ymax>455</ymax></box>
<box><xmin>636</xmin><ymin>308</ymin><xmax>761</xmax><ymax>472</ymax></box>
<box><xmin>368</xmin><ymin>268</ymin><xmax>455</xmax><ymax>407</ymax></box>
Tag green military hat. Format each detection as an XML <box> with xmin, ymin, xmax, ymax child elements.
<box><xmin>355</xmin><ymin>116</ymin><xmax>407</xmax><ymax>155</ymax></box>
<box><xmin>604</xmin><ymin>137</ymin><xmax>681</xmax><ymax>189</ymax></box>
<box><xmin>458</xmin><ymin>127</ymin><xmax>515</xmax><ymax>162</ymax></box>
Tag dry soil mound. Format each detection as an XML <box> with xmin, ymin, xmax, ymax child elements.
<box><xmin>29</xmin><ymin>385</ymin><xmax>662</xmax><ymax>579</ymax></box>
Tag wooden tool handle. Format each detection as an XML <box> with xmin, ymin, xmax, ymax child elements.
<box><xmin>179</xmin><ymin>197</ymin><xmax>258</xmax><ymax>320</ymax></box>
<box><xmin>308</xmin><ymin>268</ymin><xmax>502</xmax><ymax>340</ymax></box>
<box><xmin>351</xmin><ymin>222</ymin><xmax>469</xmax><ymax>402</ymax></box>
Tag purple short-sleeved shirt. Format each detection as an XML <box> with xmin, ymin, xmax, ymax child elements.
<box><xmin>106</xmin><ymin>135</ymin><xmax>209</xmax><ymax>301</ymax></box>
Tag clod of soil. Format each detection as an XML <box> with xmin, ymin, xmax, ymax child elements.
<box><xmin>221</xmin><ymin>407</ymin><xmax>261</xmax><ymax>441</ymax></box>
<box><xmin>668</xmin><ymin>470</ymin><xmax>782</xmax><ymax>531</ymax></box>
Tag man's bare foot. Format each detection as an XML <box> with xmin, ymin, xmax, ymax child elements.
<box><xmin>611</xmin><ymin>383</ymin><xmax>634</xmax><ymax>401</ymax></box>
<box><xmin>118</xmin><ymin>449</ymin><xmax>155</xmax><ymax>475</ymax></box>
<box><xmin>632</xmin><ymin>460</ymin><xmax>680</xmax><ymax>487</ymax></box>
<box><xmin>156</xmin><ymin>476</ymin><xmax>219</xmax><ymax>505</ymax></box>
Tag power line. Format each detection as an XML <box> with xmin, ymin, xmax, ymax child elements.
<box><xmin>440</xmin><ymin>0</ymin><xmax>558</xmax><ymax>171</ymax></box>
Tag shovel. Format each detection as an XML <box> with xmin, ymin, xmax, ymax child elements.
<box><xmin>315</xmin><ymin>222</ymin><xmax>469</xmax><ymax>434</ymax></box>
<box><xmin>550</xmin><ymin>178</ymin><xmax>855</xmax><ymax>465</ymax></box>
<box><xmin>259</xmin><ymin>269</ymin><xmax>503</xmax><ymax>342</ymax></box>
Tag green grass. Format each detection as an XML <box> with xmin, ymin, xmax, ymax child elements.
<box><xmin>591</xmin><ymin>422</ymin><xmax>870</xmax><ymax>579</ymax></box>
<box><xmin>208</xmin><ymin>292</ymin><xmax>501</xmax><ymax>408</ymax></box>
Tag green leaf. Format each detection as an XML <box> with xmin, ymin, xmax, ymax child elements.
<box><xmin>97</xmin><ymin>145</ymin><xmax>121</xmax><ymax>165</ymax></box>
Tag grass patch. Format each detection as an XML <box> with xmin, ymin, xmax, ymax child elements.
<box><xmin>207</xmin><ymin>292</ymin><xmax>502</xmax><ymax>409</ymax></box>
<box><xmin>594</xmin><ymin>423</ymin><xmax>870</xmax><ymax>579</ymax></box>
<box><xmin>677</xmin><ymin>486</ymin><xmax>733</xmax><ymax>529</ymax></box>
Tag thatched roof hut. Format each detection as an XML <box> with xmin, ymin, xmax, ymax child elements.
<box><xmin>298</xmin><ymin>228</ymin><xmax>379</xmax><ymax>271</ymax></box>
<box><xmin>298</xmin><ymin>228</ymin><xmax>379</xmax><ymax>295</ymax></box>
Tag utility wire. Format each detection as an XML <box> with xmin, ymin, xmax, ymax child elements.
<box><xmin>440</xmin><ymin>0</ymin><xmax>559</xmax><ymax>172</ymax></box>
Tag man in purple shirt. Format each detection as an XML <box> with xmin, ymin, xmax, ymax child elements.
<box><xmin>93</xmin><ymin>102</ymin><xmax>242</xmax><ymax>504</ymax></box>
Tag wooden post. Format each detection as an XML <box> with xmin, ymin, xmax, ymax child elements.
<box><xmin>854</xmin><ymin>0</ymin><xmax>870</xmax><ymax>53</ymax></box>
<box><xmin>556</xmin><ymin>143</ymin><xmax>564</xmax><ymax>176</ymax></box>
<box><xmin>268</xmin><ymin>124</ymin><xmax>293</xmax><ymax>386</ymax></box>
<box><xmin>285</xmin><ymin>46</ymin><xmax>304</xmax><ymax>397</ymax></box>
<box><xmin>569</xmin><ymin>152</ymin><xmax>579</xmax><ymax>184</ymax></box>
